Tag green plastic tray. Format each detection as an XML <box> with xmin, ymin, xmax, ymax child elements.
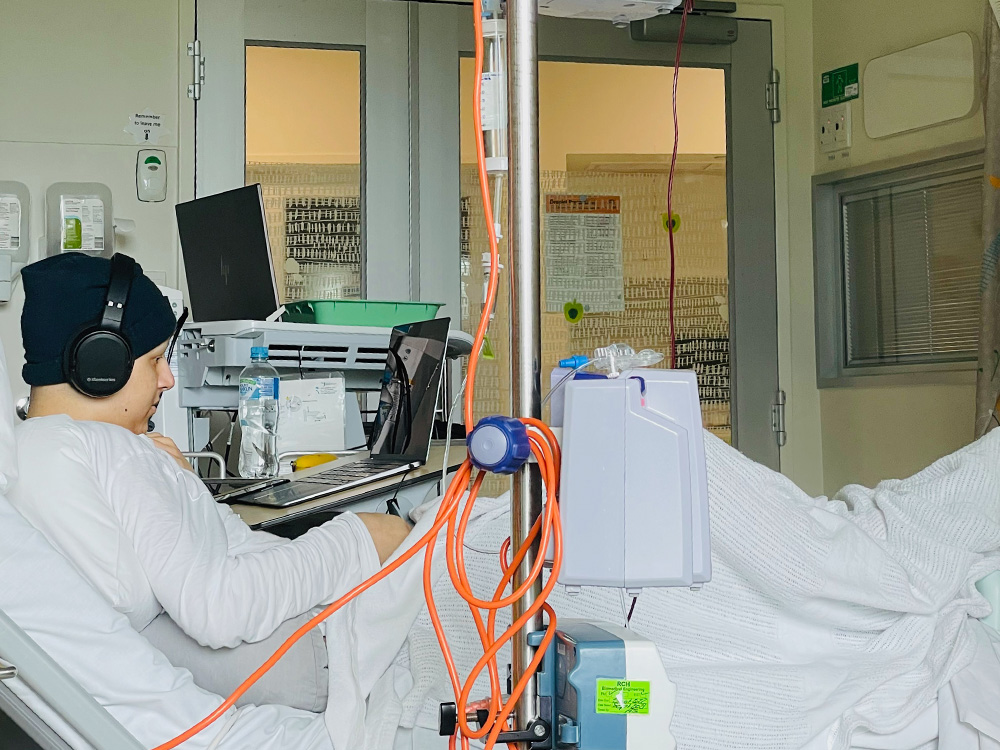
<box><xmin>283</xmin><ymin>299</ymin><xmax>443</xmax><ymax>327</ymax></box>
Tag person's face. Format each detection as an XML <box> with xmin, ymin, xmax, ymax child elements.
<box><xmin>100</xmin><ymin>339</ymin><xmax>175</xmax><ymax>434</ymax></box>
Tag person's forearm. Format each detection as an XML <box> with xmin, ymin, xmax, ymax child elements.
<box><xmin>355</xmin><ymin>513</ymin><xmax>412</xmax><ymax>564</ymax></box>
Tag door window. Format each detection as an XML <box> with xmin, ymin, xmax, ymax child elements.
<box><xmin>245</xmin><ymin>45</ymin><xmax>364</xmax><ymax>302</ymax></box>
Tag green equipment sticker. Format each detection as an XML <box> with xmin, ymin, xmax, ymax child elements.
<box><xmin>821</xmin><ymin>63</ymin><xmax>859</xmax><ymax>107</ymax></box>
<box><xmin>595</xmin><ymin>679</ymin><xmax>650</xmax><ymax>715</ymax></box>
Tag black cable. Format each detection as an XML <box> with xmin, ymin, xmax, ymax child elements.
<box><xmin>165</xmin><ymin>307</ymin><xmax>189</xmax><ymax>366</ymax></box>
<box><xmin>992</xmin><ymin>412</ymin><xmax>1000</xmax><ymax>428</ymax></box>
<box><xmin>626</xmin><ymin>596</ymin><xmax>638</xmax><ymax>626</ymax></box>
<box><xmin>385</xmin><ymin>470</ymin><xmax>411</xmax><ymax>517</ymax></box>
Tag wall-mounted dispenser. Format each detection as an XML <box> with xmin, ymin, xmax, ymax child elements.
<box><xmin>0</xmin><ymin>181</ymin><xmax>30</xmax><ymax>303</ymax></box>
<box><xmin>46</xmin><ymin>182</ymin><xmax>114</xmax><ymax>259</ymax></box>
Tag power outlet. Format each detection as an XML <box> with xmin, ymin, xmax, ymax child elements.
<box><xmin>820</xmin><ymin>103</ymin><xmax>852</xmax><ymax>154</ymax></box>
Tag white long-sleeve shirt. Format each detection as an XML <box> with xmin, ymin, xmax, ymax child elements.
<box><xmin>0</xmin><ymin>493</ymin><xmax>334</xmax><ymax>750</ymax></box>
<box><xmin>8</xmin><ymin>415</ymin><xmax>379</xmax><ymax>649</ymax></box>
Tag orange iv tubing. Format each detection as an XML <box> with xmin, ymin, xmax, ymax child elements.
<box><xmin>151</xmin><ymin>2</ymin><xmax>562</xmax><ymax>748</ymax></box>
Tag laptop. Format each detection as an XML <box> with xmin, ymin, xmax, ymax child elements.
<box><xmin>175</xmin><ymin>184</ymin><xmax>280</xmax><ymax>322</ymax></box>
<box><xmin>207</xmin><ymin>317</ymin><xmax>451</xmax><ymax>509</ymax></box>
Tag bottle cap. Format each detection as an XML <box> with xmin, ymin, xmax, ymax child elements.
<box><xmin>250</xmin><ymin>346</ymin><xmax>269</xmax><ymax>359</ymax></box>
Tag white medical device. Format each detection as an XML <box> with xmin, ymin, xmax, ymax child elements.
<box><xmin>551</xmin><ymin>367</ymin><xmax>710</xmax><ymax>593</ymax></box>
<box><xmin>0</xmin><ymin>181</ymin><xmax>30</xmax><ymax>303</ymax></box>
<box><xmin>540</xmin><ymin>0</ymin><xmax>679</xmax><ymax>22</ymax></box>
<box><xmin>532</xmin><ymin>621</ymin><xmax>676</xmax><ymax>750</ymax></box>
<box><xmin>516</xmin><ymin>363</ymin><xmax>704</xmax><ymax>748</ymax></box>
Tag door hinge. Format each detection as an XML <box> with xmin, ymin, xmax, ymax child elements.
<box><xmin>187</xmin><ymin>40</ymin><xmax>205</xmax><ymax>101</ymax></box>
<box><xmin>766</xmin><ymin>69</ymin><xmax>780</xmax><ymax>124</ymax></box>
<box><xmin>0</xmin><ymin>659</ymin><xmax>17</xmax><ymax>680</ymax></box>
<box><xmin>771</xmin><ymin>389</ymin><xmax>787</xmax><ymax>448</ymax></box>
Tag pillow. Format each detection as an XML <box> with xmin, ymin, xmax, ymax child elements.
<box><xmin>0</xmin><ymin>339</ymin><xmax>18</xmax><ymax>493</ymax></box>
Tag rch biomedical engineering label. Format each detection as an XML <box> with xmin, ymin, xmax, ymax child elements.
<box><xmin>595</xmin><ymin>679</ymin><xmax>651</xmax><ymax>715</ymax></box>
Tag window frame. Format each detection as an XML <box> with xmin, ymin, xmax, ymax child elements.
<box><xmin>812</xmin><ymin>147</ymin><xmax>983</xmax><ymax>388</ymax></box>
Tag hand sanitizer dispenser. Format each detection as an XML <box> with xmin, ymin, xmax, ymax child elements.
<box><xmin>0</xmin><ymin>181</ymin><xmax>30</xmax><ymax>303</ymax></box>
<box><xmin>137</xmin><ymin>150</ymin><xmax>168</xmax><ymax>202</ymax></box>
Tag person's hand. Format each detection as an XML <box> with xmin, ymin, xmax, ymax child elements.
<box><xmin>356</xmin><ymin>512</ymin><xmax>412</xmax><ymax>564</ymax></box>
<box><xmin>147</xmin><ymin>432</ymin><xmax>194</xmax><ymax>473</ymax></box>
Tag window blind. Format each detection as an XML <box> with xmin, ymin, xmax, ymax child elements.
<box><xmin>842</xmin><ymin>174</ymin><xmax>981</xmax><ymax>367</ymax></box>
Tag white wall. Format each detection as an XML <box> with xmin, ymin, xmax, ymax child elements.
<box><xmin>813</xmin><ymin>0</ymin><xmax>983</xmax><ymax>492</ymax></box>
<box><xmin>0</xmin><ymin>0</ymin><xmax>191</xmax><ymax>399</ymax></box>
<box><xmin>737</xmin><ymin>0</ymin><xmax>984</xmax><ymax>495</ymax></box>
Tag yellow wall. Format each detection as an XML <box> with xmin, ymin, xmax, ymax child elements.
<box><xmin>460</xmin><ymin>60</ymin><xmax>728</xmax><ymax>170</ymax></box>
<box><xmin>246</xmin><ymin>46</ymin><xmax>362</xmax><ymax>164</ymax></box>
<box><xmin>813</xmin><ymin>0</ymin><xmax>984</xmax><ymax>492</ymax></box>
<box><xmin>0</xmin><ymin>0</ymin><xmax>189</xmax><ymax>399</ymax></box>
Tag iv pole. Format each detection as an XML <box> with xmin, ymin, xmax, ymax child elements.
<box><xmin>506</xmin><ymin>0</ymin><xmax>544</xmax><ymax>741</ymax></box>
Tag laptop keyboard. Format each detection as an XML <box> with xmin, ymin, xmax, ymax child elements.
<box><xmin>296</xmin><ymin>457</ymin><xmax>412</xmax><ymax>487</ymax></box>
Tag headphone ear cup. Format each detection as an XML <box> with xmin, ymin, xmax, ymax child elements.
<box><xmin>65</xmin><ymin>329</ymin><xmax>134</xmax><ymax>398</ymax></box>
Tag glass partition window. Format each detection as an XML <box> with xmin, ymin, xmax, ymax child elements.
<box><xmin>245</xmin><ymin>45</ymin><xmax>363</xmax><ymax>302</ymax></box>
<box><xmin>814</xmin><ymin>153</ymin><xmax>983</xmax><ymax>384</ymax></box>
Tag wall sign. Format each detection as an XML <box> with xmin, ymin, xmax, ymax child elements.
<box><xmin>544</xmin><ymin>194</ymin><xmax>624</xmax><ymax>314</ymax></box>
<box><xmin>124</xmin><ymin>109</ymin><xmax>169</xmax><ymax>145</ymax></box>
<box><xmin>822</xmin><ymin>63</ymin><xmax>860</xmax><ymax>107</ymax></box>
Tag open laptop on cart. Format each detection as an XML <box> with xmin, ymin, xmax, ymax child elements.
<box><xmin>204</xmin><ymin>316</ymin><xmax>450</xmax><ymax>509</ymax></box>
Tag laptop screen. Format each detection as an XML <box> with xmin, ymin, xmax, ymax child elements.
<box><xmin>175</xmin><ymin>184</ymin><xmax>279</xmax><ymax>322</ymax></box>
<box><xmin>368</xmin><ymin>317</ymin><xmax>450</xmax><ymax>461</ymax></box>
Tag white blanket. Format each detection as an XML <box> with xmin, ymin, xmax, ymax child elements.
<box><xmin>388</xmin><ymin>431</ymin><xmax>1000</xmax><ymax>750</ymax></box>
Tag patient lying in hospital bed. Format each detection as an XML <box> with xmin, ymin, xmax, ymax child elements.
<box><xmin>3</xmin><ymin>334</ymin><xmax>1000</xmax><ymax>748</ymax></box>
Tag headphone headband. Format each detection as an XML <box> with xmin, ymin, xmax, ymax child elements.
<box><xmin>100</xmin><ymin>254</ymin><xmax>135</xmax><ymax>331</ymax></box>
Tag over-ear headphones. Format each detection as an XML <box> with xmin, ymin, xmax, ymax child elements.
<box><xmin>63</xmin><ymin>254</ymin><xmax>136</xmax><ymax>398</ymax></box>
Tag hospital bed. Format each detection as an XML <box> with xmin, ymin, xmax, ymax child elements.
<box><xmin>4</xmin><ymin>483</ymin><xmax>998</xmax><ymax>750</ymax></box>
<box><xmin>0</xmin><ymin>608</ymin><xmax>142</xmax><ymax>750</ymax></box>
<box><xmin>0</xmin><ymin>513</ymin><xmax>145</xmax><ymax>750</ymax></box>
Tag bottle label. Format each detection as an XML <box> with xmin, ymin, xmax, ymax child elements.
<box><xmin>240</xmin><ymin>376</ymin><xmax>279</xmax><ymax>400</ymax></box>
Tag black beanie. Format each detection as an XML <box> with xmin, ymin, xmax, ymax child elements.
<box><xmin>21</xmin><ymin>253</ymin><xmax>177</xmax><ymax>387</ymax></box>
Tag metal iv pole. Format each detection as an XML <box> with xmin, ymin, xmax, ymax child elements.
<box><xmin>506</xmin><ymin>0</ymin><xmax>544</xmax><ymax>741</ymax></box>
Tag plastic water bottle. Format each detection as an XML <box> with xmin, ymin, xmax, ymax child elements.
<box><xmin>238</xmin><ymin>347</ymin><xmax>280</xmax><ymax>478</ymax></box>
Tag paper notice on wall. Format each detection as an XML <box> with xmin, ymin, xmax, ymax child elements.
<box><xmin>60</xmin><ymin>197</ymin><xmax>105</xmax><ymax>255</ymax></box>
<box><xmin>0</xmin><ymin>195</ymin><xmax>20</xmax><ymax>252</ymax></box>
<box><xmin>124</xmin><ymin>109</ymin><xmax>170</xmax><ymax>145</ymax></box>
<box><xmin>544</xmin><ymin>194</ymin><xmax>624</xmax><ymax>313</ymax></box>
<box><xmin>277</xmin><ymin>377</ymin><xmax>347</xmax><ymax>455</ymax></box>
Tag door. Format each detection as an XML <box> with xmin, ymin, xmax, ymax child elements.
<box><xmin>453</xmin><ymin>13</ymin><xmax>780</xmax><ymax>468</ymax></box>
<box><xmin>195</xmin><ymin>0</ymin><xmax>415</xmax><ymax>304</ymax></box>
<box><xmin>193</xmin><ymin>3</ymin><xmax>780</xmax><ymax>469</ymax></box>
